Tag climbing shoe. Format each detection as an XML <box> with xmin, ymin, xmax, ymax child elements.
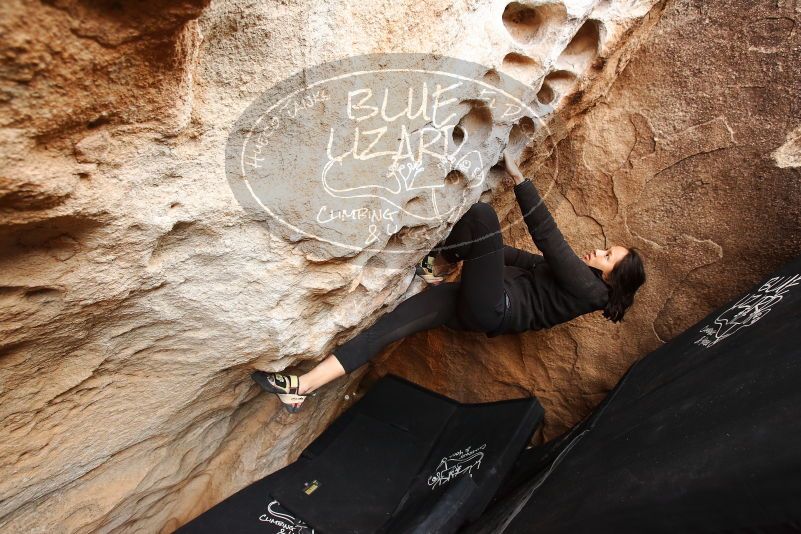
<box><xmin>416</xmin><ymin>250</ymin><xmax>457</xmax><ymax>284</ymax></box>
<box><xmin>416</xmin><ymin>253</ymin><xmax>444</xmax><ymax>284</ymax></box>
<box><xmin>251</xmin><ymin>371</ymin><xmax>307</xmax><ymax>413</ymax></box>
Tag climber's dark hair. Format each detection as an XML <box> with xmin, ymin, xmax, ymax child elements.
<box><xmin>603</xmin><ymin>247</ymin><xmax>645</xmax><ymax>323</ymax></box>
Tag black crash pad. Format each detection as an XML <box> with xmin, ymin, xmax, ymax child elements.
<box><xmin>178</xmin><ymin>374</ymin><xmax>543</xmax><ymax>534</ymax></box>
<box><xmin>470</xmin><ymin>254</ymin><xmax>801</xmax><ymax>533</ymax></box>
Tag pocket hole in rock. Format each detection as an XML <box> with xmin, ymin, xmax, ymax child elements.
<box><xmin>482</xmin><ymin>68</ymin><xmax>501</xmax><ymax>87</ymax></box>
<box><xmin>453</xmin><ymin>100</ymin><xmax>493</xmax><ymax>147</ymax></box>
<box><xmin>557</xmin><ymin>19</ymin><xmax>601</xmax><ymax>71</ymax></box>
<box><xmin>502</xmin><ymin>2</ymin><xmax>568</xmax><ymax>45</ymax></box>
<box><xmin>444</xmin><ymin>169</ymin><xmax>466</xmax><ymax>186</ymax></box>
<box><xmin>536</xmin><ymin>70</ymin><xmax>577</xmax><ymax>106</ymax></box>
<box><xmin>403</xmin><ymin>195</ymin><xmax>427</xmax><ymax>213</ymax></box>
<box><xmin>452</xmin><ymin>125</ymin><xmax>465</xmax><ymax>146</ymax></box>
<box><xmin>501</xmin><ymin>52</ymin><xmax>540</xmax><ymax>85</ymax></box>
<box><xmin>509</xmin><ymin>116</ymin><xmax>537</xmax><ymax>152</ymax></box>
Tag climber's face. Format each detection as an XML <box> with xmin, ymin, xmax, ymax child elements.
<box><xmin>581</xmin><ymin>246</ymin><xmax>629</xmax><ymax>281</ymax></box>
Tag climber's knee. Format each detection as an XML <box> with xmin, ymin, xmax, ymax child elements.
<box><xmin>468</xmin><ymin>201</ymin><xmax>495</xmax><ymax>218</ymax></box>
<box><xmin>468</xmin><ymin>201</ymin><xmax>500</xmax><ymax>229</ymax></box>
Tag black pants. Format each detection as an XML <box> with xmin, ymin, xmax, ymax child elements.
<box><xmin>332</xmin><ymin>201</ymin><xmax>509</xmax><ymax>374</ymax></box>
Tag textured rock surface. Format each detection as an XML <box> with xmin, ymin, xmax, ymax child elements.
<box><xmin>774</xmin><ymin>125</ymin><xmax>801</xmax><ymax>168</ymax></box>
<box><xmin>0</xmin><ymin>1</ymin><xmax>670</xmax><ymax>532</ymax></box>
<box><xmin>369</xmin><ymin>0</ymin><xmax>801</xmax><ymax>441</ymax></box>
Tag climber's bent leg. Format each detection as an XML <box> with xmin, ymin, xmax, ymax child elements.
<box><xmin>309</xmin><ymin>202</ymin><xmax>506</xmax><ymax>383</ymax></box>
<box><xmin>438</xmin><ymin>201</ymin><xmax>507</xmax><ymax>332</ymax></box>
<box><xmin>330</xmin><ymin>281</ymin><xmax>469</xmax><ymax>374</ymax></box>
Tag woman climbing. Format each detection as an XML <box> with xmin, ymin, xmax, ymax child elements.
<box><xmin>253</xmin><ymin>148</ymin><xmax>646</xmax><ymax>412</ymax></box>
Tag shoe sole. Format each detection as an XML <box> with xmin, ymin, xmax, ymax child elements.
<box><xmin>415</xmin><ymin>265</ymin><xmax>444</xmax><ymax>285</ymax></box>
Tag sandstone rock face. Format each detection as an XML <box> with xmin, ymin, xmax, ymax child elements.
<box><xmin>370</xmin><ymin>0</ymin><xmax>801</xmax><ymax>441</ymax></box>
<box><xmin>0</xmin><ymin>0</ymin><xmax>668</xmax><ymax>533</ymax></box>
<box><xmin>774</xmin><ymin>125</ymin><xmax>801</xmax><ymax>168</ymax></box>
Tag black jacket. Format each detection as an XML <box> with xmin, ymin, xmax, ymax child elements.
<box><xmin>486</xmin><ymin>179</ymin><xmax>610</xmax><ymax>337</ymax></box>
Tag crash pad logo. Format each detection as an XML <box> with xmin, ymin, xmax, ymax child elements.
<box><xmin>226</xmin><ymin>53</ymin><xmax>551</xmax><ymax>257</ymax></box>
<box><xmin>427</xmin><ymin>443</ymin><xmax>486</xmax><ymax>489</ymax></box>
<box><xmin>694</xmin><ymin>274</ymin><xmax>801</xmax><ymax>348</ymax></box>
<box><xmin>258</xmin><ymin>499</ymin><xmax>314</xmax><ymax>533</ymax></box>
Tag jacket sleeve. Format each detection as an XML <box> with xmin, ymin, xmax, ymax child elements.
<box><xmin>503</xmin><ymin>245</ymin><xmax>544</xmax><ymax>270</ymax></box>
<box><xmin>513</xmin><ymin>179</ymin><xmax>606</xmax><ymax>300</ymax></box>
